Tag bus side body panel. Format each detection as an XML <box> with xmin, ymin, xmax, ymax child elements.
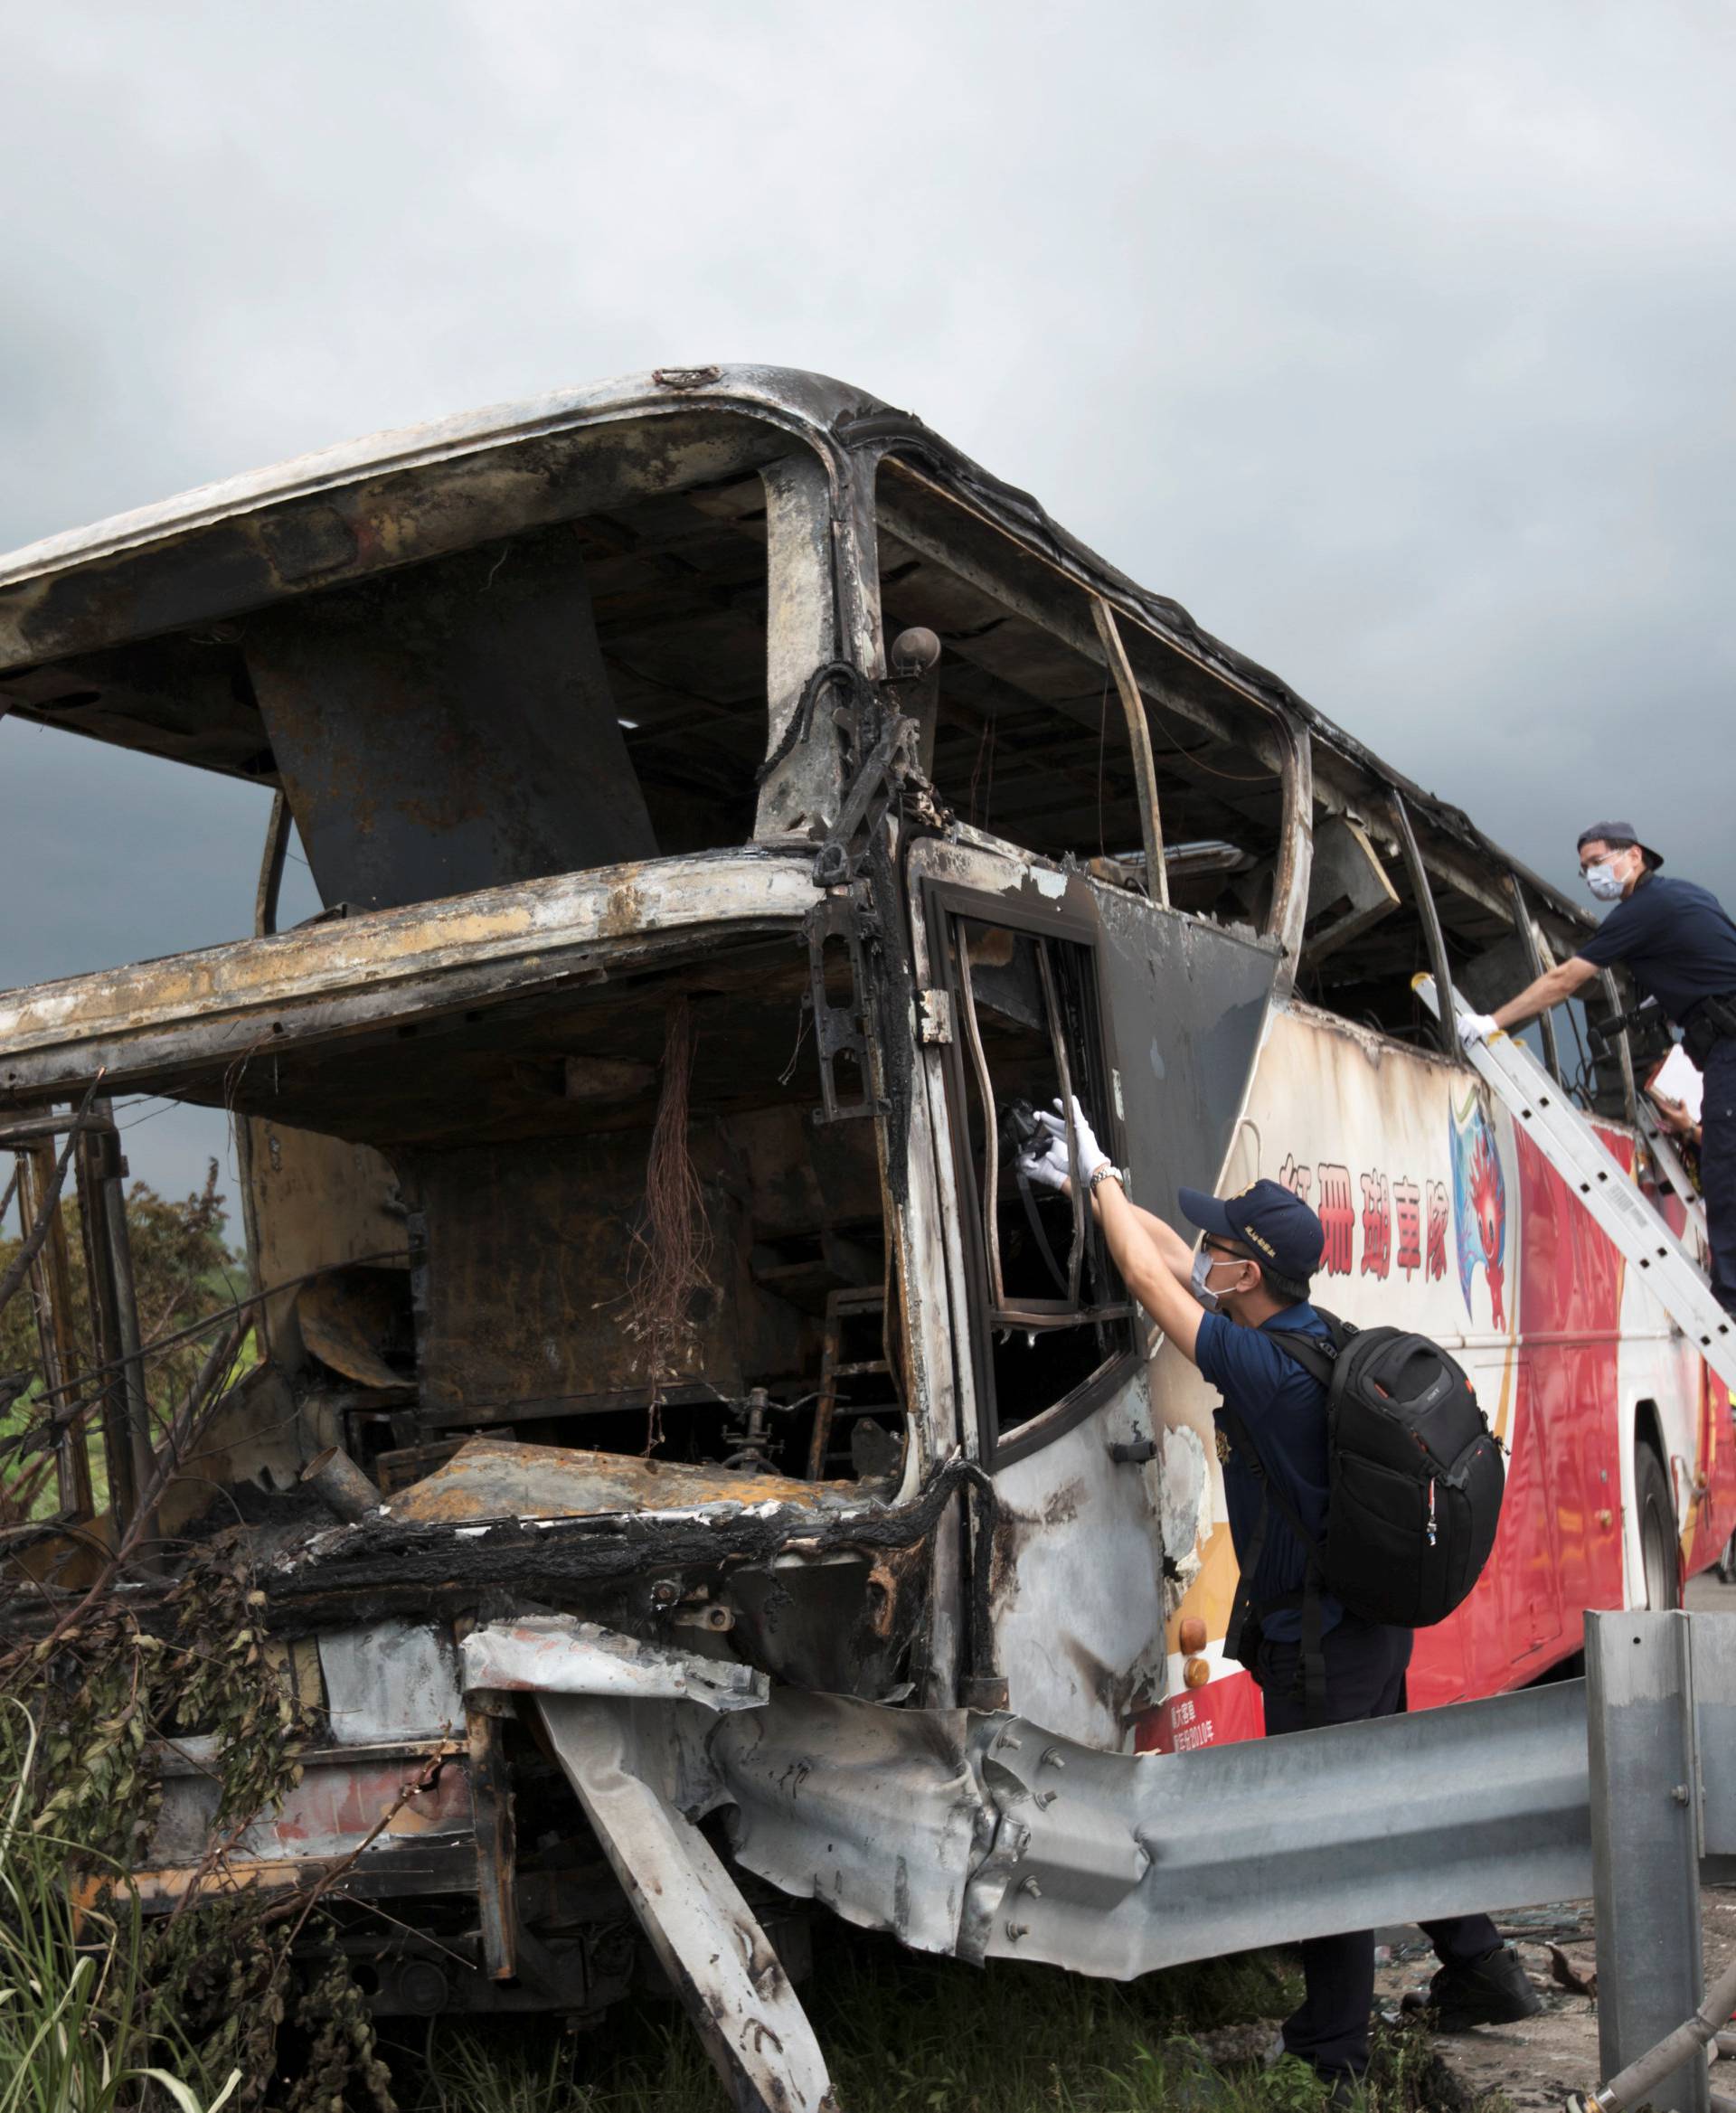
<box><xmin>1141</xmin><ymin>1003</ymin><xmax>1735</xmax><ymax>1755</ymax></box>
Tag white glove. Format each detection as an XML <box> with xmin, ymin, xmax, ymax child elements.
<box><xmin>1036</xmin><ymin>1096</ymin><xmax>1111</xmax><ymax>1184</ymax></box>
<box><xmin>1458</xmin><ymin>1011</ymin><xmax>1501</xmax><ymax>1050</ymax></box>
<box><xmin>1015</xmin><ymin>1135</ymin><xmax>1072</xmax><ymax>1193</ymax></box>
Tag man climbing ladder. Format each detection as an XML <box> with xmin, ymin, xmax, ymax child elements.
<box><xmin>1458</xmin><ymin>820</ymin><xmax>1736</xmax><ymax>1316</ymax></box>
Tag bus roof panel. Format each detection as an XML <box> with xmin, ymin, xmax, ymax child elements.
<box><xmin>0</xmin><ymin>363</ymin><xmax>1590</xmax><ymax>937</ymax></box>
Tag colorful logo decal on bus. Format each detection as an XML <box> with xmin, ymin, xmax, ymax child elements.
<box><xmin>1451</xmin><ymin>1089</ymin><xmax>1507</xmax><ymax>1327</ymax></box>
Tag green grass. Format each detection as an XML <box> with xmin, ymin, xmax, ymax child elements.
<box><xmin>391</xmin><ymin>1933</ymin><xmax>1295</xmax><ymax>2113</ymax></box>
<box><xmin>389</xmin><ymin>1928</ymin><xmax>1492</xmax><ymax>2113</ymax></box>
<box><xmin>0</xmin><ymin>1704</ymin><xmax>240</xmax><ymax>2113</ymax></box>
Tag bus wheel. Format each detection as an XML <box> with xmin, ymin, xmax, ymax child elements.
<box><xmin>1636</xmin><ymin>1446</ymin><xmax>1681</xmax><ymax>1610</ymax></box>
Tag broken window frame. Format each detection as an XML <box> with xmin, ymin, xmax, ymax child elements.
<box><xmin>1388</xmin><ymin>789</ymin><xmax>1458</xmax><ymax>1061</ymax></box>
<box><xmin>0</xmin><ymin>860</ymin><xmax>913</xmax><ymax>1529</ymax></box>
<box><xmin>923</xmin><ymin>878</ymin><xmax>1138</xmax><ymax>1468</ymax></box>
<box><xmin>1508</xmin><ymin>873</ymin><xmax>1564</xmax><ymax>1086</ymax></box>
<box><xmin>870</xmin><ymin>455</ymin><xmax>1307</xmax><ymax>948</ymax></box>
<box><xmin>3</xmin><ymin>411</ymin><xmax>852</xmax><ymax>967</ymax></box>
<box><xmin>0</xmin><ymin>1096</ymin><xmax>161</xmax><ymax>1542</ymax></box>
<box><xmin>1297</xmin><ymin>769</ymin><xmax>1637</xmax><ymax>1112</ymax></box>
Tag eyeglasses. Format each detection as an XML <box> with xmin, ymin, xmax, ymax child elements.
<box><xmin>1203</xmin><ymin>1238</ymin><xmax>1253</xmax><ymax>1261</ymax></box>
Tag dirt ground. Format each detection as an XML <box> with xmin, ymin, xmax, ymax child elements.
<box><xmin>1369</xmin><ymin>1572</ymin><xmax>1736</xmax><ymax>2111</ymax></box>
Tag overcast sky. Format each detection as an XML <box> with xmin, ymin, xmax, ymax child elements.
<box><xmin>3</xmin><ymin>0</ymin><xmax>1733</xmax><ymax>1207</ymax></box>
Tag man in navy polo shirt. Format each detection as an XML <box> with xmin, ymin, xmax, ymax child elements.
<box><xmin>1459</xmin><ymin>820</ymin><xmax>1736</xmax><ymax>1313</ymax></box>
<box><xmin>1022</xmin><ymin>1107</ymin><xmax>1538</xmax><ymax>2089</ymax></box>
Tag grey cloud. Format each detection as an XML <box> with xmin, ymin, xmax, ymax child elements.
<box><xmin>4</xmin><ymin>0</ymin><xmax>1733</xmax><ymax>1202</ymax></box>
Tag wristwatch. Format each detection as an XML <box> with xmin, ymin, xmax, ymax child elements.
<box><xmin>1088</xmin><ymin>1163</ymin><xmax>1126</xmax><ymax>1193</ymax></box>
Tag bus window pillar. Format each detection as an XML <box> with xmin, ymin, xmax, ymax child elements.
<box><xmin>1390</xmin><ymin>790</ymin><xmax>1458</xmax><ymax>1061</ymax></box>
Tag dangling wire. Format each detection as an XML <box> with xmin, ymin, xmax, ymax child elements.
<box><xmin>623</xmin><ymin>997</ymin><xmax>712</xmax><ymax>1451</ymax></box>
<box><xmin>967</xmin><ymin>712</ymin><xmax>997</xmax><ymax>827</ymax></box>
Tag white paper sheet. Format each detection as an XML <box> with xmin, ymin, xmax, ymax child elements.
<box><xmin>1647</xmin><ymin>1042</ymin><xmax>1704</xmax><ymax>1124</ymax></box>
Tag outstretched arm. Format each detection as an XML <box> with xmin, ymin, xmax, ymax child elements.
<box><xmin>1089</xmin><ymin>1174</ymin><xmax>1206</xmax><ymax>1363</ymax></box>
<box><xmin>1023</xmin><ymin>1100</ymin><xmax>1205</xmax><ymax>1363</ymax></box>
<box><xmin>1457</xmin><ymin>954</ymin><xmax>1601</xmax><ymax>1046</ymax></box>
<box><xmin>1112</xmin><ymin>1195</ymin><xmax>1194</xmax><ymax>1281</ymax></box>
<box><xmin>1491</xmin><ymin>954</ymin><xmax>1599</xmax><ymax>1032</ymax></box>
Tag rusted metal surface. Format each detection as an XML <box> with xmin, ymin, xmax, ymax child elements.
<box><xmin>464</xmin><ymin>1693</ymin><xmax>518</xmax><ymax>1981</ymax></box>
<box><xmin>294</xmin><ymin>1267</ymin><xmax>411</xmax><ymax>1392</ymax></box>
<box><xmin>0</xmin><ymin>850</ymin><xmax>823</xmax><ymax>1104</ymax></box>
<box><xmin>14</xmin><ymin>1140</ymin><xmax>92</xmax><ymax>1516</ymax></box>
<box><xmin>254</xmin><ymin>788</ymin><xmax>291</xmax><ymax>939</ymax></box>
<box><xmin>245</xmin><ymin>531</ymin><xmax>656</xmax><ymax>913</ymax></box>
<box><xmin>401</xmin><ymin>1127</ymin><xmax>751</xmax><ymax>1419</ymax></box>
<box><xmin>387</xmin><ymin>1437</ymin><xmax>851</xmax><ymax>1526</ymax></box>
<box><xmin>300</xmin><ymin>1444</ymin><xmax>382</xmax><ymax>1523</ymax></box>
<box><xmin>244</xmin><ymin>1124</ymin><xmax>407</xmax><ymax>1368</ymax></box>
<box><xmin>71</xmin><ymin>1114</ymin><xmax>140</xmax><ymax>1527</ymax></box>
<box><xmin>461</xmin><ymin>1616</ymin><xmax>769</xmax><ymax>1711</ymax></box>
<box><xmin>142</xmin><ymin>1736</ymin><xmax>473</xmax><ymax>1906</ymax></box>
<box><xmin>0</xmin><ymin>1108</ymin><xmax>117</xmax><ymax>1146</ymax></box>
<box><xmin>806</xmin><ymin>1288</ymin><xmax>891</xmax><ymax>1481</ymax></box>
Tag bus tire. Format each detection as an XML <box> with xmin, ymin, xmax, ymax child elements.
<box><xmin>1636</xmin><ymin>1445</ymin><xmax>1681</xmax><ymax>1611</ymax></box>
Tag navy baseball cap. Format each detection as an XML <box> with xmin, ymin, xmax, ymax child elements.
<box><xmin>1177</xmin><ymin>1177</ymin><xmax>1325</xmax><ymax>1285</ymax></box>
<box><xmin>1578</xmin><ymin>820</ymin><xmax>1663</xmax><ymax>870</ymax></box>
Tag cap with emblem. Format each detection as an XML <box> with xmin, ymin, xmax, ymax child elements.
<box><xmin>1577</xmin><ymin>820</ymin><xmax>1663</xmax><ymax>871</ymax></box>
<box><xmin>1176</xmin><ymin>1176</ymin><xmax>1325</xmax><ymax>1287</ymax></box>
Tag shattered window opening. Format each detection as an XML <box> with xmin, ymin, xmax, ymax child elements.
<box><xmin>935</xmin><ymin>900</ymin><xmax>1137</xmax><ymax>1460</ymax></box>
<box><xmin>235</xmin><ymin>933</ymin><xmax>909</xmax><ymax>1493</ymax></box>
<box><xmin>875</xmin><ymin>458</ymin><xmax>1288</xmax><ymax>927</ymax></box>
<box><xmin>4</xmin><ymin>924</ymin><xmax>910</xmax><ymax>1538</ymax></box>
<box><xmin>1295</xmin><ymin>799</ymin><xmax>1631</xmax><ymax>1111</ymax></box>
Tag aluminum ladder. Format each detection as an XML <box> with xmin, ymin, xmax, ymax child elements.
<box><xmin>1636</xmin><ymin>1097</ymin><xmax>1711</xmax><ymax>1249</ymax></box>
<box><xmin>1416</xmin><ymin>974</ymin><xmax>1736</xmax><ymax>1394</ymax></box>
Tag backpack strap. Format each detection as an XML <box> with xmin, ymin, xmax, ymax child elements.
<box><xmin>1297</xmin><ymin>1567</ymin><xmax>1327</xmax><ymax>1727</ymax></box>
<box><xmin>1217</xmin><ymin>1406</ymin><xmax>1325</xmax><ymax>1569</ymax></box>
<box><xmin>1217</xmin><ymin>1402</ymin><xmax>1331</xmax><ymax>1729</ymax></box>
<box><xmin>1218</xmin><ymin>1406</ymin><xmax>1323</xmax><ymax>1610</ymax></box>
<box><xmin>1218</xmin><ymin>1406</ymin><xmax>1268</xmax><ymax>1668</ymax></box>
<box><xmin>1264</xmin><ymin>1310</ymin><xmax>1350</xmax><ymax>1390</ymax></box>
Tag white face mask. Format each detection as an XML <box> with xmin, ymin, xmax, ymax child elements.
<box><xmin>1190</xmin><ymin>1247</ymin><xmax>1222</xmax><ymax>1312</ymax></box>
<box><xmin>1585</xmin><ymin>862</ymin><xmax>1626</xmax><ymax>902</ymax></box>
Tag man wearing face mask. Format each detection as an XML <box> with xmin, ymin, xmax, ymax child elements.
<box><xmin>1458</xmin><ymin>822</ymin><xmax>1736</xmax><ymax>1314</ymax></box>
<box><xmin>1018</xmin><ymin>1108</ymin><xmax>1539</xmax><ymax>2089</ymax></box>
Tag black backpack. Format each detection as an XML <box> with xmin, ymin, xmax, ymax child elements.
<box><xmin>1219</xmin><ymin>1312</ymin><xmax>1505</xmax><ymax>1719</ymax></box>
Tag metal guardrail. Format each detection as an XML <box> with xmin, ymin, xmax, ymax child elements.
<box><xmin>1585</xmin><ymin>1609</ymin><xmax>1736</xmax><ymax>2113</ymax></box>
<box><xmin>964</xmin><ymin>1676</ymin><xmax>1590</xmax><ymax>1976</ymax></box>
<box><xmin>486</xmin><ymin>1607</ymin><xmax>1736</xmax><ymax>2113</ymax></box>
<box><xmin>983</xmin><ymin>1610</ymin><xmax>1736</xmax><ymax>2113</ymax></box>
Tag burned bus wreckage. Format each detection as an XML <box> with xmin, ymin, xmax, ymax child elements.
<box><xmin>0</xmin><ymin>368</ymin><xmax>1626</xmax><ymax>2108</ymax></box>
